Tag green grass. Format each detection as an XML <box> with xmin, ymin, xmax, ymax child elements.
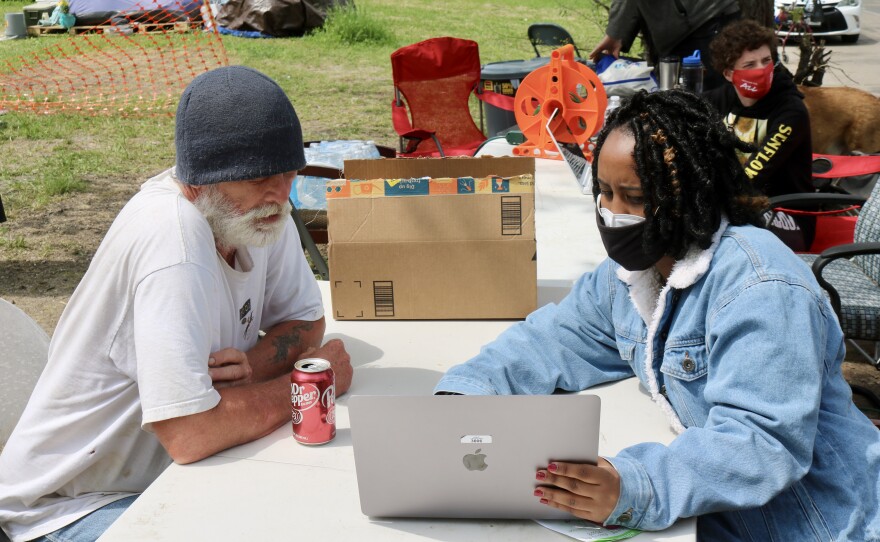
<box><xmin>0</xmin><ymin>0</ymin><xmax>609</xmax><ymax>218</ymax></box>
<box><xmin>0</xmin><ymin>225</ymin><xmax>28</xmax><ymax>249</ymax></box>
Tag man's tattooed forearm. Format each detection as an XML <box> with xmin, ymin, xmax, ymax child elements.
<box><xmin>271</xmin><ymin>321</ymin><xmax>315</xmax><ymax>364</ymax></box>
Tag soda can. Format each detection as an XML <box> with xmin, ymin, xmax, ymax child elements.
<box><xmin>291</xmin><ymin>358</ymin><xmax>336</xmax><ymax>445</ymax></box>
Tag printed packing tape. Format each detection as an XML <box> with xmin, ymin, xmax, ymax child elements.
<box><xmin>326</xmin><ymin>174</ymin><xmax>535</xmax><ymax>199</ymax></box>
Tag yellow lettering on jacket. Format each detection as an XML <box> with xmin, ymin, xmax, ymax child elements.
<box><xmin>744</xmin><ymin>123</ymin><xmax>794</xmax><ymax>180</ymax></box>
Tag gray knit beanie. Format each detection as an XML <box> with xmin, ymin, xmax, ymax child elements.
<box><xmin>175</xmin><ymin>66</ymin><xmax>305</xmax><ymax>185</ymax></box>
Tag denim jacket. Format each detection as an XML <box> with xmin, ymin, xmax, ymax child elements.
<box><xmin>435</xmin><ymin>222</ymin><xmax>880</xmax><ymax>541</ymax></box>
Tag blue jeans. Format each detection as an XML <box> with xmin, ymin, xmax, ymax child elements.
<box><xmin>33</xmin><ymin>495</ymin><xmax>137</xmax><ymax>542</ymax></box>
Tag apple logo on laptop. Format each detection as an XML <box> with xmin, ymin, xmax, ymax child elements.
<box><xmin>462</xmin><ymin>449</ymin><xmax>488</xmax><ymax>471</ymax></box>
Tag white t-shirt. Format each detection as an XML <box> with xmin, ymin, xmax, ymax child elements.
<box><xmin>0</xmin><ymin>170</ymin><xmax>323</xmax><ymax>542</ymax></box>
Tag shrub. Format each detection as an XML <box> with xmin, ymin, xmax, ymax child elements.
<box><xmin>320</xmin><ymin>4</ymin><xmax>395</xmax><ymax>46</ymax></box>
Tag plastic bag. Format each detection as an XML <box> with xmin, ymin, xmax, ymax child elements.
<box><xmin>595</xmin><ymin>54</ymin><xmax>658</xmax><ymax>97</ymax></box>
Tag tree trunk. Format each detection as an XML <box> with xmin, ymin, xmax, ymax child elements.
<box><xmin>738</xmin><ymin>0</ymin><xmax>775</xmax><ymax>27</ymax></box>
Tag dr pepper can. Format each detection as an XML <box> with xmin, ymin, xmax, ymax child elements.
<box><xmin>291</xmin><ymin>358</ymin><xmax>336</xmax><ymax>445</ymax></box>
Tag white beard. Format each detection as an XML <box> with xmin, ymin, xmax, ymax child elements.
<box><xmin>194</xmin><ymin>186</ymin><xmax>292</xmax><ymax>252</ymax></box>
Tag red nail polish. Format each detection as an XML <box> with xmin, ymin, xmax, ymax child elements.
<box><xmin>548</xmin><ymin>463</ymin><xmax>558</xmax><ymax>472</ymax></box>
<box><xmin>533</xmin><ymin>489</ymin><xmax>543</xmax><ymax>497</ymax></box>
<box><xmin>536</xmin><ymin>471</ymin><xmax>546</xmax><ymax>480</ymax></box>
<box><xmin>540</xmin><ymin>498</ymin><xmax>549</xmax><ymax>504</ymax></box>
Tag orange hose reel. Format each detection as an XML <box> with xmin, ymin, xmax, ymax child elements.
<box><xmin>512</xmin><ymin>44</ymin><xmax>607</xmax><ymax>161</ymax></box>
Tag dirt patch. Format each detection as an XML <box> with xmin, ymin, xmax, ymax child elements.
<box><xmin>1</xmin><ymin>175</ymin><xmax>138</xmax><ymax>333</ymax></box>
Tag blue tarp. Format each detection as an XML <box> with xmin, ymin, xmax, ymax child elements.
<box><xmin>216</xmin><ymin>25</ymin><xmax>274</xmax><ymax>38</ymax></box>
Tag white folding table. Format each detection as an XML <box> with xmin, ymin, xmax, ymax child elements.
<box><xmin>100</xmin><ymin>154</ymin><xmax>696</xmax><ymax>541</ymax></box>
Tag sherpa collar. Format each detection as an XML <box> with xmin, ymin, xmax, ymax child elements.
<box><xmin>614</xmin><ymin>218</ymin><xmax>729</xmax><ymax>434</ymax></box>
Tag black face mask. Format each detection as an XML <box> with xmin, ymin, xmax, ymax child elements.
<box><xmin>596</xmin><ymin>211</ymin><xmax>665</xmax><ymax>271</ymax></box>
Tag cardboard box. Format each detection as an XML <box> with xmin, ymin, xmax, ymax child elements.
<box><xmin>328</xmin><ymin>156</ymin><xmax>536</xmax><ymax>320</ymax></box>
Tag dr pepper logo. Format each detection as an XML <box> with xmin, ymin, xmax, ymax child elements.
<box><xmin>291</xmin><ymin>382</ymin><xmax>320</xmax><ymax>411</ymax></box>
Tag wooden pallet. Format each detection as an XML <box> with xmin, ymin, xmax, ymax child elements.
<box><xmin>27</xmin><ymin>25</ymin><xmax>66</xmax><ymax>36</ymax></box>
<box><xmin>27</xmin><ymin>21</ymin><xmax>197</xmax><ymax>37</ymax></box>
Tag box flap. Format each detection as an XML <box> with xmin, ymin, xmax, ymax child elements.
<box><xmin>344</xmin><ymin>156</ymin><xmax>535</xmax><ymax>180</ymax></box>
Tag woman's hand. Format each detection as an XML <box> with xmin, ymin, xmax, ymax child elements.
<box><xmin>534</xmin><ymin>458</ymin><xmax>621</xmax><ymax>524</ymax></box>
<box><xmin>208</xmin><ymin>348</ymin><xmax>253</xmax><ymax>388</ymax></box>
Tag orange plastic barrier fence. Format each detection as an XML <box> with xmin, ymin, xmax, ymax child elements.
<box><xmin>0</xmin><ymin>0</ymin><xmax>227</xmax><ymax>116</ymax></box>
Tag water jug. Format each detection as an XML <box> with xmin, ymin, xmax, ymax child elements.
<box><xmin>680</xmin><ymin>50</ymin><xmax>704</xmax><ymax>94</ymax></box>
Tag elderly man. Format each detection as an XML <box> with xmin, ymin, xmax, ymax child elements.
<box><xmin>0</xmin><ymin>66</ymin><xmax>352</xmax><ymax>542</ymax></box>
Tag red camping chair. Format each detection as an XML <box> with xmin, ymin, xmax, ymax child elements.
<box><xmin>766</xmin><ymin>153</ymin><xmax>880</xmax><ymax>254</ymax></box>
<box><xmin>390</xmin><ymin>37</ymin><xmax>513</xmax><ymax>158</ymax></box>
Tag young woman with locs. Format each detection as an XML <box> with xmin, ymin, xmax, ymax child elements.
<box><xmin>434</xmin><ymin>90</ymin><xmax>880</xmax><ymax>541</ymax></box>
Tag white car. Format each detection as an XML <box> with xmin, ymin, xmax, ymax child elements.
<box><xmin>775</xmin><ymin>0</ymin><xmax>861</xmax><ymax>43</ymax></box>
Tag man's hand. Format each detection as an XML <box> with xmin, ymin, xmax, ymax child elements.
<box><xmin>534</xmin><ymin>458</ymin><xmax>621</xmax><ymax>524</ymax></box>
<box><xmin>299</xmin><ymin>339</ymin><xmax>353</xmax><ymax>396</ymax></box>
<box><xmin>589</xmin><ymin>34</ymin><xmax>623</xmax><ymax>63</ymax></box>
<box><xmin>208</xmin><ymin>348</ymin><xmax>253</xmax><ymax>388</ymax></box>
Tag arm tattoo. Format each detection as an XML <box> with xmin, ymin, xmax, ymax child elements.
<box><xmin>270</xmin><ymin>321</ymin><xmax>315</xmax><ymax>365</ymax></box>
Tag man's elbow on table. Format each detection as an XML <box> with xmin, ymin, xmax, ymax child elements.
<box><xmin>151</xmin><ymin>415</ymin><xmax>222</xmax><ymax>465</ymax></box>
<box><xmin>149</xmin><ymin>393</ymin><xmax>283</xmax><ymax>465</ymax></box>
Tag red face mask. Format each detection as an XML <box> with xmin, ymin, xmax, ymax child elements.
<box><xmin>731</xmin><ymin>62</ymin><xmax>774</xmax><ymax>100</ymax></box>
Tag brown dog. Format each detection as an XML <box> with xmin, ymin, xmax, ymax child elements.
<box><xmin>800</xmin><ymin>85</ymin><xmax>880</xmax><ymax>155</ymax></box>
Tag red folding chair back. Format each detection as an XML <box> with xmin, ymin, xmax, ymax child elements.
<box><xmin>390</xmin><ymin>37</ymin><xmax>489</xmax><ymax>157</ymax></box>
<box><xmin>767</xmin><ymin>153</ymin><xmax>880</xmax><ymax>254</ymax></box>
<box><xmin>812</xmin><ymin>153</ymin><xmax>880</xmax><ymax>199</ymax></box>
<box><xmin>767</xmin><ymin>205</ymin><xmax>860</xmax><ymax>254</ymax></box>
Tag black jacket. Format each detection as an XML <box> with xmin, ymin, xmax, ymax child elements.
<box><xmin>606</xmin><ymin>0</ymin><xmax>740</xmax><ymax>57</ymax></box>
<box><xmin>703</xmin><ymin>66</ymin><xmax>813</xmax><ymax>197</ymax></box>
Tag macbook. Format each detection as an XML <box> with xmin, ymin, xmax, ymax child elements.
<box><xmin>349</xmin><ymin>394</ymin><xmax>601</xmax><ymax>519</ymax></box>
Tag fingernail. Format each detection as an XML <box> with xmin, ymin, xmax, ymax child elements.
<box><xmin>540</xmin><ymin>498</ymin><xmax>549</xmax><ymax>505</ymax></box>
<box><xmin>208</xmin><ymin>357</ymin><xmax>216</xmax><ymax>365</ymax></box>
<box><xmin>548</xmin><ymin>463</ymin><xmax>558</xmax><ymax>472</ymax></box>
<box><xmin>533</xmin><ymin>489</ymin><xmax>543</xmax><ymax>497</ymax></box>
<box><xmin>536</xmin><ymin>471</ymin><xmax>546</xmax><ymax>480</ymax></box>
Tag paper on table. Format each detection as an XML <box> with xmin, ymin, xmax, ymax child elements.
<box><xmin>544</xmin><ymin>107</ymin><xmax>592</xmax><ymax>194</ymax></box>
<box><xmin>535</xmin><ymin>519</ymin><xmax>641</xmax><ymax>541</ymax></box>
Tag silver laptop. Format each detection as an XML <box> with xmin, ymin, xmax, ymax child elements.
<box><xmin>349</xmin><ymin>394</ymin><xmax>601</xmax><ymax>519</ymax></box>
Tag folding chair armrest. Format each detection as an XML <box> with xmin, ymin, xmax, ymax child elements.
<box><xmin>817</xmin><ymin>241</ymin><xmax>880</xmax><ymax>261</ymax></box>
<box><xmin>391</xmin><ymin>95</ymin><xmax>414</xmax><ymax>137</ymax></box>
<box><xmin>476</xmin><ymin>88</ymin><xmax>515</xmax><ymax>112</ymax></box>
<box><xmin>769</xmin><ymin>193</ymin><xmax>867</xmax><ymax>209</ymax></box>
<box><xmin>396</xmin><ymin>129</ymin><xmax>445</xmax><ymax>158</ymax></box>
<box><xmin>812</xmin><ymin>241</ymin><xmax>880</xmax><ymax>317</ymax></box>
<box><xmin>400</xmin><ymin>128</ymin><xmax>435</xmax><ymax>140</ymax></box>
<box><xmin>374</xmin><ymin>144</ymin><xmax>397</xmax><ymax>158</ymax></box>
